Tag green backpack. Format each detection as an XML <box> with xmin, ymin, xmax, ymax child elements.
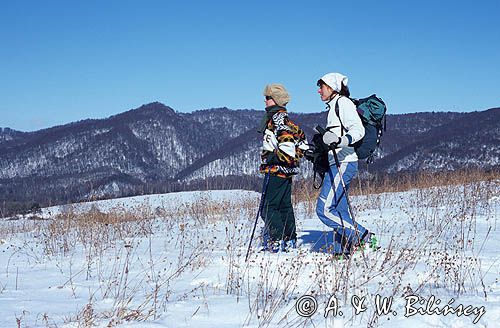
<box><xmin>336</xmin><ymin>94</ymin><xmax>387</xmax><ymax>163</ymax></box>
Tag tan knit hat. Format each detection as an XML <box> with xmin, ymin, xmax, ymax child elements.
<box><xmin>263</xmin><ymin>83</ymin><xmax>290</xmax><ymax>107</ymax></box>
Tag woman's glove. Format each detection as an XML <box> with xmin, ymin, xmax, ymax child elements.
<box><xmin>322</xmin><ymin>130</ymin><xmax>340</xmax><ymax>147</ymax></box>
<box><xmin>322</xmin><ymin>130</ymin><xmax>350</xmax><ymax>148</ymax></box>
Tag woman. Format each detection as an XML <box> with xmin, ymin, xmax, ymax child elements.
<box><xmin>315</xmin><ymin>72</ymin><xmax>371</xmax><ymax>253</ymax></box>
<box><xmin>258</xmin><ymin>83</ymin><xmax>305</xmax><ymax>252</ymax></box>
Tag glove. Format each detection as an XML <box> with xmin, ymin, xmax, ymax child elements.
<box><xmin>323</xmin><ymin>131</ymin><xmax>350</xmax><ymax>148</ymax></box>
<box><xmin>262</xmin><ymin>129</ymin><xmax>278</xmax><ymax>152</ymax></box>
<box><xmin>322</xmin><ymin>130</ymin><xmax>340</xmax><ymax>147</ymax></box>
<box><xmin>338</xmin><ymin>136</ymin><xmax>350</xmax><ymax>147</ymax></box>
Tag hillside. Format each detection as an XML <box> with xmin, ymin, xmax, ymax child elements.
<box><xmin>1</xmin><ymin>103</ymin><xmax>499</xmax><ymax>213</ymax></box>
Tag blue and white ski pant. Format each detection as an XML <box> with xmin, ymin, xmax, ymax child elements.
<box><xmin>316</xmin><ymin>161</ymin><xmax>367</xmax><ymax>244</ymax></box>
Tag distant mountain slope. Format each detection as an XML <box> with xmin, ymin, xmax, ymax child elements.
<box><xmin>372</xmin><ymin>107</ymin><xmax>500</xmax><ymax>172</ymax></box>
<box><xmin>0</xmin><ymin>127</ymin><xmax>28</xmax><ymax>146</ymax></box>
<box><xmin>0</xmin><ymin>103</ymin><xmax>212</xmax><ymax>181</ymax></box>
<box><xmin>379</xmin><ymin>111</ymin><xmax>469</xmax><ymax>156</ymax></box>
<box><xmin>1</xmin><ymin>102</ymin><xmax>498</xmax><ymax>213</ymax></box>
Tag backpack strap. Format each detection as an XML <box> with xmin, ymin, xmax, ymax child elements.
<box><xmin>334</xmin><ymin>96</ymin><xmax>346</xmax><ymax>136</ymax></box>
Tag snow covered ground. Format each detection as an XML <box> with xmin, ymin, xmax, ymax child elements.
<box><xmin>0</xmin><ymin>182</ymin><xmax>499</xmax><ymax>327</ymax></box>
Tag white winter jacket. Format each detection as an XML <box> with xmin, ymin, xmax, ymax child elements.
<box><xmin>325</xmin><ymin>94</ymin><xmax>365</xmax><ymax>163</ymax></box>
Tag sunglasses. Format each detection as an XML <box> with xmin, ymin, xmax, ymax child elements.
<box><xmin>265</xmin><ymin>96</ymin><xmax>273</xmax><ymax>100</ymax></box>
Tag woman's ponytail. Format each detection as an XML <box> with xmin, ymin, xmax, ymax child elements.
<box><xmin>339</xmin><ymin>83</ymin><xmax>350</xmax><ymax>97</ymax></box>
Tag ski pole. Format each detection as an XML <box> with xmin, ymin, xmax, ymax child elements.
<box><xmin>331</xmin><ymin>149</ymin><xmax>370</xmax><ymax>267</ymax></box>
<box><xmin>331</xmin><ymin>149</ymin><xmax>362</xmax><ymax>246</ymax></box>
<box><xmin>245</xmin><ymin>172</ymin><xmax>271</xmax><ymax>262</ymax></box>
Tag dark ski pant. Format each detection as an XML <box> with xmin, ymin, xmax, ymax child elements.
<box><xmin>261</xmin><ymin>175</ymin><xmax>297</xmax><ymax>242</ymax></box>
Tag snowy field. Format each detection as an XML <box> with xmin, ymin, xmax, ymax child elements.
<box><xmin>0</xmin><ymin>181</ymin><xmax>499</xmax><ymax>327</ymax></box>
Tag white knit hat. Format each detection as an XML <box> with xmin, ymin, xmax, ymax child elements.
<box><xmin>317</xmin><ymin>72</ymin><xmax>348</xmax><ymax>92</ymax></box>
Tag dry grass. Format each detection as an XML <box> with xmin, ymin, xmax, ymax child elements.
<box><xmin>283</xmin><ymin>170</ymin><xmax>498</xmax><ymax>327</ymax></box>
<box><xmin>293</xmin><ymin>168</ymin><xmax>499</xmax><ymax>205</ymax></box>
<box><xmin>0</xmin><ymin>197</ymin><xmax>258</xmax><ymax>327</ymax></box>
<box><xmin>1</xmin><ymin>170</ymin><xmax>498</xmax><ymax>327</ymax></box>
<box><xmin>352</xmin><ymin>168</ymin><xmax>500</xmax><ymax>195</ymax></box>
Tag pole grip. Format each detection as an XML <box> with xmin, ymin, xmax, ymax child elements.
<box><xmin>314</xmin><ymin>125</ymin><xmax>327</xmax><ymax>135</ymax></box>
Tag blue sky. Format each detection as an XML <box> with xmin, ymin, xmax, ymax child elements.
<box><xmin>1</xmin><ymin>0</ymin><xmax>499</xmax><ymax>131</ymax></box>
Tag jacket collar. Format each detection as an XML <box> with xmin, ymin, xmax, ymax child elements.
<box><xmin>257</xmin><ymin>105</ymin><xmax>286</xmax><ymax>133</ymax></box>
<box><xmin>325</xmin><ymin>94</ymin><xmax>340</xmax><ymax>111</ymax></box>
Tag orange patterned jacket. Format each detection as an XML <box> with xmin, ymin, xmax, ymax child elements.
<box><xmin>260</xmin><ymin>109</ymin><xmax>306</xmax><ymax>178</ymax></box>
